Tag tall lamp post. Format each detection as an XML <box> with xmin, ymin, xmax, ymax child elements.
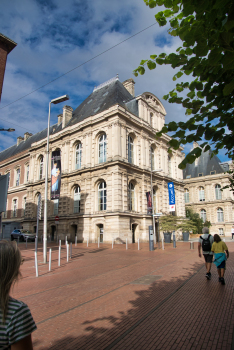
<box><xmin>43</xmin><ymin>94</ymin><xmax>69</xmax><ymax>263</ymax></box>
<box><xmin>0</xmin><ymin>128</ymin><xmax>15</xmax><ymax>132</ymax></box>
<box><xmin>151</xmin><ymin>168</ymin><xmax>162</xmax><ymax>246</ymax></box>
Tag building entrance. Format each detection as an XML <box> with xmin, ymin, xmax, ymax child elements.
<box><xmin>97</xmin><ymin>224</ymin><xmax>104</xmax><ymax>243</ymax></box>
<box><xmin>132</xmin><ymin>224</ymin><xmax>137</xmax><ymax>243</ymax></box>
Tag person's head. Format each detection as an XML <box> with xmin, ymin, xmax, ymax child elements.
<box><xmin>214</xmin><ymin>234</ymin><xmax>221</xmax><ymax>243</ymax></box>
<box><xmin>202</xmin><ymin>227</ymin><xmax>209</xmax><ymax>234</ymax></box>
<box><xmin>0</xmin><ymin>241</ymin><xmax>22</xmax><ymax>323</ymax></box>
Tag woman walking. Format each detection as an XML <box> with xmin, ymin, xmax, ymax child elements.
<box><xmin>0</xmin><ymin>240</ymin><xmax>37</xmax><ymax>349</ymax></box>
<box><xmin>211</xmin><ymin>234</ymin><xmax>229</xmax><ymax>285</ymax></box>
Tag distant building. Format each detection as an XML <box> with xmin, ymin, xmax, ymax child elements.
<box><xmin>183</xmin><ymin>142</ymin><xmax>234</xmax><ymax>237</ymax></box>
<box><xmin>0</xmin><ymin>77</ymin><xmax>185</xmax><ymax>242</ymax></box>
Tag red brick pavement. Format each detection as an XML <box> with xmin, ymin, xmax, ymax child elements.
<box><xmin>11</xmin><ymin>241</ymin><xmax>234</xmax><ymax>350</ymax></box>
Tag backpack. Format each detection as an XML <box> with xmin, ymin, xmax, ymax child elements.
<box><xmin>200</xmin><ymin>234</ymin><xmax>211</xmax><ymax>251</ymax></box>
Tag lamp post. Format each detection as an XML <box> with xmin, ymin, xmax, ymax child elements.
<box><xmin>43</xmin><ymin>94</ymin><xmax>69</xmax><ymax>263</ymax></box>
<box><xmin>150</xmin><ymin>168</ymin><xmax>162</xmax><ymax>247</ymax></box>
<box><xmin>0</xmin><ymin>128</ymin><xmax>15</xmax><ymax>132</ymax></box>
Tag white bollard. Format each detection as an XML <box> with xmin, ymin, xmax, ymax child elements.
<box><xmin>59</xmin><ymin>240</ymin><xmax>61</xmax><ymax>247</ymax></box>
<box><xmin>65</xmin><ymin>236</ymin><xmax>67</xmax><ymax>244</ymax></box>
<box><xmin>162</xmin><ymin>238</ymin><xmax>164</xmax><ymax>250</ymax></box>
<box><xmin>190</xmin><ymin>242</ymin><xmax>194</xmax><ymax>250</ymax></box>
<box><xmin>49</xmin><ymin>249</ymin><xmax>52</xmax><ymax>271</ymax></box>
<box><xmin>35</xmin><ymin>251</ymin><xmax>38</xmax><ymax>277</ymax></box>
<box><xmin>138</xmin><ymin>238</ymin><xmax>140</xmax><ymax>251</ymax></box>
<box><xmin>75</xmin><ymin>236</ymin><xmax>77</xmax><ymax>246</ymax></box>
<box><xmin>70</xmin><ymin>243</ymin><xmax>72</xmax><ymax>258</ymax></box>
<box><xmin>87</xmin><ymin>237</ymin><xmax>89</xmax><ymax>247</ymax></box>
<box><xmin>112</xmin><ymin>238</ymin><xmax>114</xmax><ymax>249</ymax></box>
<box><xmin>58</xmin><ymin>246</ymin><xmax>61</xmax><ymax>266</ymax></box>
<box><xmin>98</xmin><ymin>237</ymin><xmax>100</xmax><ymax>248</ymax></box>
<box><xmin>66</xmin><ymin>244</ymin><xmax>69</xmax><ymax>262</ymax></box>
<box><xmin>126</xmin><ymin>238</ymin><xmax>128</xmax><ymax>250</ymax></box>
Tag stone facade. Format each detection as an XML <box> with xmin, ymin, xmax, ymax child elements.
<box><xmin>0</xmin><ymin>77</ymin><xmax>185</xmax><ymax>242</ymax></box>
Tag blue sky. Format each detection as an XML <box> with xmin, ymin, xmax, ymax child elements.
<box><xmin>0</xmin><ymin>0</ymin><xmax>230</xmax><ymax>162</ymax></box>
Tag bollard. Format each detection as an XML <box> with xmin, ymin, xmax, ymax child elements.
<box><xmin>66</xmin><ymin>244</ymin><xmax>69</xmax><ymax>262</ymax></box>
<box><xmin>190</xmin><ymin>242</ymin><xmax>194</xmax><ymax>250</ymax></box>
<box><xmin>35</xmin><ymin>251</ymin><xmax>38</xmax><ymax>277</ymax></box>
<box><xmin>173</xmin><ymin>233</ymin><xmax>176</xmax><ymax>248</ymax></box>
<box><xmin>112</xmin><ymin>238</ymin><xmax>114</xmax><ymax>249</ymax></box>
<box><xmin>87</xmin><ymin>237</ymin><xmax>89</xmax><ymax>247</ymax></box>
<box><xmin>75</xmin><ymin>236</ymin><xmax>77</xmax><ymax>246</ymax></box>
<box><xmin>65</xmin><ymin>236</ymin><xmax>67</xmax><ymax>244</ymax></box>
<box><xmin>162</xmin><ymin>238</ymin><xmax>165</xmax><ymax>250</ymax></box>
<box><xmin>58</xmin><ymin>246</ymin><xmax>61</xmax><ymax>266</ymax></box>
<box><xmin>70</xmin><ymin>243</ymin><xmax>72</xmax><ymax>258</ymax></box>
<box><xmin>126</xmin><ymin>238</ymin><xmax>128</xmax><ymax>250</ymax></box>
<box><xmin>59</xmin><ymin>240</ymin><xmax>61</xmax><ymax>247</ymax></box>
<box><xmin>26</xmin><ymin>237</ymin><xmax>28</xmax><ymax>249</ymax></box>
<box><xmin>98</xmin><ymin>237</ymin><xmax>100</xmax><ymax>248</ymax></box>
<box><xmin>138</xmin><ymin>238</ymin><xmax>140</xmax><ymax>251</ymax></box>
<box><xmin>49</xmin><ymin>249</ymin><xmax>52</xmax><ymax>271</ymax></box>
<box><xmin>35</xmin><ymin>237</ymin><xmax>38</xmax><ymax>252</ymax></box>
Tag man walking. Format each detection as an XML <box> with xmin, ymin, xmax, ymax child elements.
<box><xmin>198</xmin><ymin>227</ymin><xmax>214</xmax><ymax>280</ymax></box>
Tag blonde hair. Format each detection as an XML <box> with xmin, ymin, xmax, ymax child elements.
<box><xmin>0</xmin><ymin>240</ymin><xmax>22</xmax><ymax>323</ymax></box>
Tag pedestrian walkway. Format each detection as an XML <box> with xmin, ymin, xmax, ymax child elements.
<box><xmin>13</xmin><ymin>241</ymin><xmax>234</xmax><ymax>349</ymax></box>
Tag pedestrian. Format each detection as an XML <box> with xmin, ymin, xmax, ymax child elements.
<box><xmin>211</xmin><ymin>234</ymin><xmax>229</xmax><ymax>285</ymax></box>
<box><xmin>0</xmin><ymin>240</ymin><xmax>37</xmax><ymax>349</ymax></box>
<box><xmin>198</xmin><ymin>227</ymin><xmax>214</xmax><ymax>280</ymax></box>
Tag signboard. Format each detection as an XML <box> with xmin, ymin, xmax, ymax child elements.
<box><xmin>146</xmin><ymin>191</ymin><xmax>152</xmax><ymax>214</ymax></box>
<box><xmin>168</xmin><ymin>182</ymin><xmax>176</xmax><ymax>212</ymax></box>
<box><xmin>37</xmin><ymin>193</ymin><xmax>42</xmax><ymax>220</ymax></box>
<box><xmin>51</xmin><ymin>150</ymin><xmax>61</xmax><ymax>200</ymax></box>
<box><xmin>55</xmin><ymin>215</ymin><xmax>59</xmax><ymax>224</ymax></box>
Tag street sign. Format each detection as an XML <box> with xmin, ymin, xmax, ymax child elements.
<box><xmin>55</xmin><ymin>216</ymin><xmax>59</xmax><ymax>221</ymax></box>
<box><xmin>168</xmin><ymin>182</ymin><xmax>176</xmax><ymax>212</ymax></box>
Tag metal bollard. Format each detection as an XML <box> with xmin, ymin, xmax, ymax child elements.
<box><xmin>65</xmin><ymin>236</ymin><xmax>67</xmax><ymax>244</ymax></box>
<box><xmin>98</xmin><ymin>237</ymin><xmax>100</xmax><ymax>248</ymax></box>
<box><xmin>26</xmin><ymin>237</ymin><xmax>28</xmax><ymax>249</ymax></box>
<box><xmin>58</xmin><ymin>246</ymin><xmax>61</xmax><ymax>266</ymax></box>
<box><xmin>87</xmin><ymin>237</ymin><xmax>89</xmax><ymax>247</ymax></box>
<box><xmin>190</xmin><ymin>242</ymin><xmax>194</xmax><ymax>250</ymax></box>
<box><xmin>66</xmin><ymin>244</ymin><xmax>69</xmax><ymax>262</ymax></box>
<box><xmin>70</xmin><ymin>243</ymin><xmax>72</xmax><ymax>258</ymax></box>
<box><xmin>173</xmin><ymin>233</ymin><xmax>176</xmax><ymax>248</ymax></box>
<box><xmin>75</xmin><ymin>236</ymin><xmax>77</xmax><ymax>246</ymax></box>
<box><xmin>49</xmin><ymin>249</ymin><xmax>52</xmax><ymax>271</ymax></box>
<box><xmin>59</xmin><ymin>240</ymin><xmax>61</xmax><ymax>247</ymax></box>
<box><xmin>126</xmin><ymin>238</ymin><xmax>128</xmax><ymax>250</ymax></box>
<box><xmin>162</xmin><ymin>238</ymin><xmax>165</xmax><ymax>250</ymax></box>
<box><xmin>35</xmin><ymin>251</ymin><xmax>38</xmax><ymax>277</ymax></box>
<box><xmin>112</xmin><ymin>238</ymin><xmax>114</xmax><ymax>249</ymax></box>
<box><xmin>138</xmin><ymin>238</ymin><xmax>140</xmax><ymax>251</ymax></box>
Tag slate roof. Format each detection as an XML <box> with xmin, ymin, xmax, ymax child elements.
<box><xmin>183</xmin><ymin>149</ymin><xmax>224</xmax><ymax>179</ymax></box>
<box><xmin>0</xmin><ymin>78</ymin><xmax>136</xmax><ymax>163</ymax></box>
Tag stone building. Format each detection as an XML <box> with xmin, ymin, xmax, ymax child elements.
<box><xmin>0</xmin><ymin>77</ymin><xmax>185</xmax><ymax>242</ymax></box>
<box><xmin>183</xmin><ymin>142</ymin><xmax>234</xmax><ymax>237</ymax></box>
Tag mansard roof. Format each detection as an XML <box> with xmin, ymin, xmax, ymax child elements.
<box><xmin>183</xmin><ymin>149</ymin><xmax>224</xmax><ymax>179</ymax></box>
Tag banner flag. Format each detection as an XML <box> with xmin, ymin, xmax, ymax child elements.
<box><xmin>168</xmin><ymin>182</ymin><xmax>176</xmax><ymax>212</ymax></box>
<box><xmin>146</xmin><ymin>191</ymin><xmax>152</xmax><ymax>214</ymax></box>
<box><xmin>51</xmin><ymin>150</ymin><xmax>61</xmax><ymax>200</ymax></box>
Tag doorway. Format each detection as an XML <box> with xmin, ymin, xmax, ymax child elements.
<box><xmin>97</xmin><ymin>224</ymin><xmax>104</xmax><ymax>243</ymax></box>
<box><xmin>51</xmin><ymin>225</ymin><xmax>56</xmax><ymax>241</ymax></box>
<box><xmin>132</xmin><ymin>224</ymin><xmax>137</xmax><ymax>243</ymax></box>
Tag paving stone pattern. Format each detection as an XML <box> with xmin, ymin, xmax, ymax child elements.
<box><xmin>12</xmin><ymin>241</ymin><xmax>234</xmax><ymax>350</ymax></box>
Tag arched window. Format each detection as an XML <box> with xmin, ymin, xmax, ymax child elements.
<box><xmin>128</xmin><ymin>135</ymin><xmax>134</xmax><ymax>164</ymax></box>
<box><xmin>99</xmin><ymin>134</ymin><xmax>106</xmax><ymax>163</ymax></box>
<box><xmin>184</xmin><ymin>189</ymin><xmax>189</xmax><ymax>203</ymax></box>
<box><xmin>6</xmin><ymin>172</ymin><xmax>10</xmax><ymax>188</ymax></box>
<box><xmin>74</xmin><ymin>186</ymin><xmax>81</xmax><ymax>213</ymax></box>
<box><xmin>200</xmin><ymin>209</ymin><xmax>206</xmax><ymax>222</ymax></box>
<box><xmin>215</xmin><ymin>184</ymin><xmax>222</xmax><ymax>200</ymax></box>
<box><xmin>129</xmin><ymin>182</ymin><xmax>135</xmax><ymax>211</ymax></box>
<box><xmin>15</xmin><ymin>168</ymin><xmax>20</xmax><ymax>186</ymax></box>
<box><xmin>151</xmin><ymin>147</ymin><xmax>155</xmax><ymax>170</ymax></box>
<box><xmin>13</xmin><ymin>199</ymin><xmax>17</xmax><ymax>217</ymax></box>
<box><xmin>199</xmin><ymin>186</ymin><xmax>205</xmax><ymax>201</ymax></box>
<box><xmin>39</xmin><ymin>156</ymin><xmax>43</xmax><ymax>180</ymax></box>
<box><xmin>26</xmin><ymin>165</ymin><xmax>29</xmax><ymax>183</ymax></box>
<box><xmin>153</xmin><ymin>188</ymin><xmax>157</xmax><ymax>214</ymax></box>
<box><xmin>168</xmin><ymin>155</ymin><xmax>172</xmax><ymax>176</ymax></box>
<box><xmin>217</xmin><ymin>208</ymin><xmax>224</xmax><ymax>222</ymax></box>
<box><xmin>23</xmin><ymin>197</ymin><xmax>27</xmax><ymax>216</ymax></box>
<box><xmin>75</xmin><ymin>143</ymin><xmax>82</xmax><ymax>170</ymax></box>
<box><xmin>150</xmin><ymin>113</ymin><xmax>153</xmax><ymax>127</ymax></box>
<box><xmin>98</xmin><ymin>181</ymin><xmax>106</xmax><ymax>211</ymax></box>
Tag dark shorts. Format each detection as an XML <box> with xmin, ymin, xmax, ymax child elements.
<box><xmin>217</xmin><ymin>260</ymin><xmax>226</xmax><ymax>269</ymax></box>
<box><xmin>203</xmin><ymin>254</ymin><xmax>213</xmax><ymax>263</ymax></box>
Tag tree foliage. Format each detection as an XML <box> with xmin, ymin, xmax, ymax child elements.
<box><xmin>159</xmin><ymin>213</ymin><xmax>197</xmax><ymax>233</ymax></box>
<box><xmin>134</xmin><ymin>0</ymin><xmax>234</xmax><ymax>188</ymax></box>
<box><xmin>185</xmin><ymin>207</ymin><xmax>211</xmax><ymax>235</ymax></box>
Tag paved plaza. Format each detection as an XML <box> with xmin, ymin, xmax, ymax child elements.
<box><xmin>12</xmin><ymin>240</ymin><xmax>234</xmax><ymax>350</ymax></box>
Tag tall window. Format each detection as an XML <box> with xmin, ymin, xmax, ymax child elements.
<box><xmin>99</xmin><ymin>134</ymin><xmax>106</xmax><ymax>163</ymax></box>
<box><xmin>74</xmin><ymin>186</ymin><xmax>81</xmax><ymax>213</ymax></box>
<box><xmin>219</xmin><ymin>228</ymin><xmax>224</xmax><ymax>236</ymax></box>
<box><xmin>168</xmin><ymin>156</ymin><xmax>172</xmax><ymax>176</ymax></box>
<box><xmin>98</xmin><ymin>181</ymin><xmax>106</xmax><ymax>211</ymax></box>
<box><xmin>151</xmin><ymin>147</ymin><xmax>155</xmax><ymax>170</ymax></box>
<box><xmin>215</xmin><ymin>184</ymin><xmax>222</xmax><ymax>200</ymax></box>
<box><xmin>26</xmin><ymin>165</ymin><xmax>29</xmax><ymax>182</ymax></box>
<box><xmin>153</xmin><ymin>188</ymin><xmax>157</xmax><ymax>214</ymax></box>
<box><xmin>200</xmin><ymin>209</ymin><xmax>206</xmax><ymax>222</ymax></box>
<box><xmin>16</xmin><ymin>169</ymin><xmax>20</xmax><ymax>186</ymax></box>
<box><xmin>7</xmin><ymin>172</ymin><xmax>10</xmax><ymax>188</ymax></box>
<box><xmin>128</xmin><ymin>135</ymin><xmax>134</xmax><ymax>164</ymax></box>
<box><xmin>54</xmin><ymin>199</ymin><xmax>59</xmax><ymax>215</ymax></box>
<box><xmin>13</xmin><ymin>199</ymin><xmax>17</xmax><ymax>217</ymax></box>
<box><xmin>184</xmin><ymin>189</ymin><xmax>189</xmax><ymax>203</ymax></box>
<box><xmin>23</xmin><ymin>197</ymin><xmax>26</xmax><ymax>216</ymax></box>
<box><xmin>217</xmin><ymin>208</ymin><xmax>224</xmax><ymax>222</ymax></box>
<box><xmin>150</xmin><ymin>113</ymin><xmax>153</xmax><ymax>127</ymax></box>
<box><xmin>199</xmin><ymin>186</ymin><xmax>205</xmax><ymax>201</ymax></box>
<box><xmin>75</xmin><ymin>143</ymin><xmax>82</xmax><ymax>170</ymax></box>
<box><xmin>129</xmin><ymin>182</ymin><xmax>135</xmax><ymax>211</ymax></box>
<box><xmin>39</xmin><ymin>156</ymin><xmax>43</xmax><ymax>180</ymax></box>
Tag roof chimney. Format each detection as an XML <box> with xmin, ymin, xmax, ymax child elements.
<box><xmin>17</xmin><ymin>136</ymin><xmax>24</xmax><ymax>146</ymax></box>
<box><xmin>122</xmin><ymin>78</ymin><xmax>135</xmax><ymax>97</ymax></box>
<box><xmin>57</xmin><ymin>113</ymin><xmax>63</xmax><ymax>125</ymax></box>
<box><xmin>62</xmin><ymin>105</ymin><xmax>73</xmax><ymax>128</ymax></box>
<box><xmin>24</xmin><ymin>132</ymin><xmax>32</xmax><ymax>141</ymax></box>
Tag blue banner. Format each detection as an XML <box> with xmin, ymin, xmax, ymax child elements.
<box><xmin>168</xmin><ymin>182</ymin><xmax>175</xmax><ymax>207</ymax></box>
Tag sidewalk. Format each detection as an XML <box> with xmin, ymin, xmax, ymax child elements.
<box><xmin>13</xmin><ymin>241</ymin><xmax>234</xmax><ymax>349</ymax></box>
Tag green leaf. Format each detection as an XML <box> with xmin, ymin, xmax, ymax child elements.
<box><xmin>167</xmin><ymin>121</ymin><xmax>178</xmax><ymax>131</ymax></box>
<box><xmin>150</xmin><ymin>54</ymin><xmax>157</xmax><ymax>59</ymax></box>
<box><xmin>138</xmin><ymin>66</ymin><xmax>145</xmax><ymax>75</ymax></box>
<box><xmin>147</xmin><ymin>60</ymin><xmax>156</xmax><ymax>70</ymax></box>
<box><xmin>223</xmin><ymin>80</ymin><xmax>234</xmax><ymax>96</ymax></box>
<box><xmin>187</xmin><ymin>91</ymin><xmax>195</xmax><ymax>98</ymax></box>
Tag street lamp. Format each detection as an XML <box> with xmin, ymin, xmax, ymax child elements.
<box><xmin>151</xmin><ymin>168</ymin><xmax>162</xmax><ymax>247</ymax></box>
<box><xmin>0</xmin><ymin>128</ymin><xmax>15</xmax><ymax>132</ymax></box>
<box><xmin>43</xmin><ymin>94</ymin><xmax>69</xmax><ymax>263</ymax></box>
